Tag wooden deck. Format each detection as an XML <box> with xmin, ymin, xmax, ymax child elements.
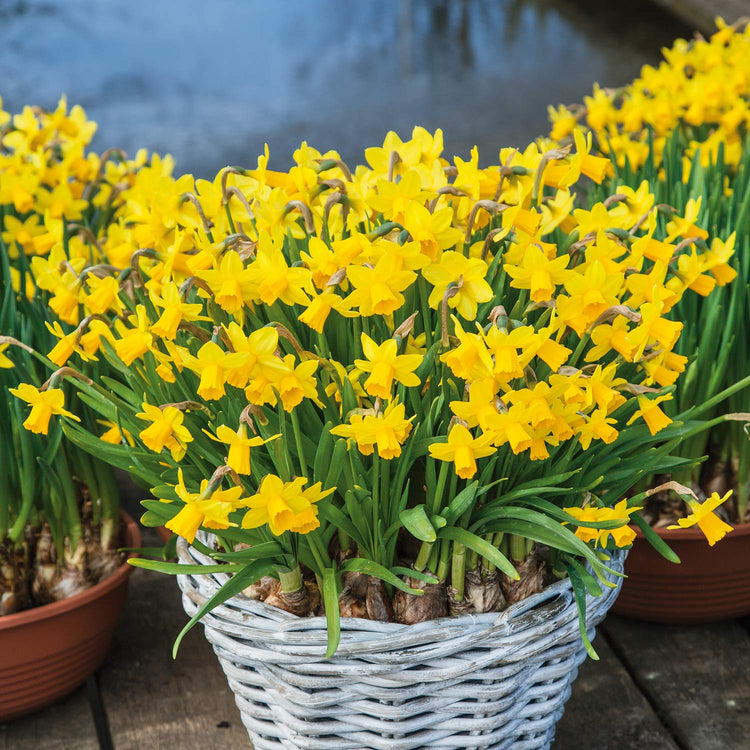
<box><xmin>3</xmin><ymin>469</ymin><xmax>750</xmax><ymax>750</ymax></box>
<box><xmin>3</xmin><ymin>526</ymin><xmax>750</xmax><ymax>750</ymax></box>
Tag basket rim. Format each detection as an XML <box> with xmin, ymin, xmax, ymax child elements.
<box><xmin>176</xmin><ymin>534</ymin><xmax>626</xmax><ymax>642</ymax></box>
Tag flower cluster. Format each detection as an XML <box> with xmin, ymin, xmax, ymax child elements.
<box><xmin>549</xmin><ymin>18</ymin><xmax>750</xmax><ymax>523</ymax></box>
<box><xmin>0</xmin><ymin>96</ymin><xmax>145</xmax><ymax>613</ymax></box>
<box><xmin>2</xmin><ymin>92</ymin><xmax>741</xmax><ymax>651</ymax></box>
<box><xmin>549</xmin><ymin>19</ymin><xmax>750</xmax><ymax>171</ymax></box>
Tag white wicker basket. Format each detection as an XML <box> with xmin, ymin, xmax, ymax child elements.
<box><xmin>176</xmin><ymin>536</ymin><xmax>625</xmax><ymax>750</ymax></box>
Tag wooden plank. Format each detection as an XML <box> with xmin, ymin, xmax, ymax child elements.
<box><xmin>98</xmin><ymin>528</ymin><xmax>250</xmax><ymax>750</ymax></box>
<box><xmin>0</xmin><ymin>684</ymin><xmax>99</xmax><ymax>750</ymax></box>
<box><xmin>651</xmin><ymin>0</ymin><xmax>750</xmax><ymax>34</ymax></box>
<box><xmin>555</xmin><ymin>632</ymin><xmax>679</xmax><ymax>749</ymax></box>
<box><xmin>603</xmin><ymin>614</ymin><xmax>750</xmax><ymax>750</ymax></box>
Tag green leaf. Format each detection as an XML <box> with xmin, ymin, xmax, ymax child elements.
<box><xmin>140</xmin><ymin>499</ymin><xmax>179</xmax><ymax>522</ymax></box>
<box><xmin>473</xmin><ymin>506</ymin><xmax>618</xmax><ymax>579</ymax></box>
<box><xmin>313</xmin><ymin>422</ymin><xmax>335</xmax><ymax>483</ymax></box>
<box><xmin>210</xmin><ymin>541</ymin><xmax>285</xmax><ymax>562</ymax></box>
<box><xmin>324</xmin><ymin>439</ymin><xmax>348</xmax><ymax>490</ymax></box>
<box><xmin>129</xmin><ymin>558</ymin><xmax>245</xmax><ymax>575</ymax></box>
<box><xmin>318</xmin><ymin>501</ymin><xmax>367</xmax><ymax>549</ymax></box>
<box><xmin>341</xmin><ymin>558</ymin><xmax>424</xmax><ymax>595</ymax></box>
<box><xmin>430</xmin><ymin>514</ymin><xmax>447</xmax><ymax>530</ymax></box>
<box><xmin>322</xmin><ymin>567</ymin><xmax>341</xmax><ymax>659</ymax></box>
<box><xmin>563</xmin><ymin>555</ymin><xmax>604</xmax><ymax>596</ymax></box>
<box><xmin>436</xmin><ymin>526</ymin><xmax>518</xmax><ymax>579</ymax></box>
<box><xmin>172</xmin><ymin>559</ymin><xmax>275</xmax><ymax>658</ymax></box>
<box><xmin>400</xmin><ymin>505</ymin><xmax>436</xmax><ymax>543</ymax></box>
<box><xmin>565</xmin><ymin>564</ymin><xmax>599</xmax><ymax>660</ymax></box>
<box><xmin>390</xmin><ymin>566</ymin><xmax>439</xmax><ymax>584</ymax></box>
<box><xmin>630</xmin><ymin>513</ymin><xmax>680</xmax><ymax>563</ymax></box>
<box><xmin>442</xmin><ymin>481</ymin><xmax>479</xmax><ymax>525</ymax></box>
<box><xmin>140</xmin><ymin>510</ymin><xmax>167</xmax><ymax>527</ymax></box>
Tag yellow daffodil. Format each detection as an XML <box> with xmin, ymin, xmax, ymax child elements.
<box><xmin>113</xmin><ymin>305</ymin><xmax>153</xmax><ymax>365</ymax></box>
<box><xmin>0</xmin><ymin>343</ymin><xmax>14</xmax><ymax>368</ymax></box>
<box><xmin>207</xmin><ymin>423</ymin><xmax>278</xmax><ymax>475</ymax></box>
<box><xmin>179</xmin><ymin>341</ymin><xmax>249</xmax><ymax>401</ymax></box>
<box><xmin>626</xmin><ymin>394</ymin><xmax>673</xmax><ymax>436</ymax></box>
<box><xmin>82</xmin><ymin>275</ymin><xmax>123</xmax><ymax>315</ymax></box>
<box><xmin>166</xmin><ymin>469</ymin><xmax>245</xmax><ymax>543</ymax></box>
<box><xmin>197</xmin><ymin>250</ymin><xmax>255</xmax><ymax>313</ymax></box>
<box><xmin>598</xmin><ymin>500</ymin><xmax>642</xmax><ymax>547</ymax></box>
<box><xmin>428</xmin><ymin>424</ymin><xmax>495</xmax><ymax>479</ymax></box>
<box><xmin>136</xmin><ymin>402</ymin><xmax>194</xmax><ymax>460</ymax></box>
<box><xmin>10</xmin><ymin>383</ymin><xmax>80</xmax><ymax>435</ymax></box>
<box><xmin>275</xmin><ymin>355</ymin><xmax>321</xmax><ymax>412</ymax></box>
<box><xmin>345</xmin><ymin>252</ymin><xmax>416</xmax><ymax>317</ymax></box>
<box><xmin>241</xmin><ymin>475</ymin><xmax>333</xmax><ymax>536</ymax></box>
<box><xmin>667</xmin><ymin>491</ymin><xmax>734</xmax><ymax>546</ymax></box>
<box><xmin>505</xmin><ymin>245</ymin><xmax>570</xmax><ymax>303</ymax></box>
<box><xmin>98</xmin><ymin>419</ymin><xmax>135</xmax><ymax>446</ymax></box>
<box><xmin>563</xmin><ymin>505</ymin><xmax>604</xmax><ymax>544</ymax></box>
<box><xmin>246</xmin><ymin>234</ymin><xmax>314</xmax><ymax>307</ymax></box>
<box><xmin>564</xmin><ymin>501</ymin><xmax>638</xmax><ymax>547</ymax></box>
<box><xmin>149</xmin><ymin>281</ymin><xmax>207</xmax><ymax>340</ymax></box>
<box><xmin>354</xmin><ymin>333</ymin><xmax>422</xmax><ymax>400</ymax></box>
<box><xmin>331</xmin><ymin>399</ymin><xmax>414</xmax><ymax>459</ymax></box>
<box><xmin>402</xmin><ymin>202</ymin><xmax>463</xmax><ymax>261</ymax></box>
<box><xmin>423</xmin><ymin>251</ymin><xmax>493</xmax><ymax>320</ymax></box>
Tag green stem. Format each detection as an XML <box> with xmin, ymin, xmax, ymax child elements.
<box><xmin>414</xmin><ymin>542</ymin><xmax>434</xmax><ymax>572</ymax></box>
<box><xmin>290</xmin><ymin>408</ymin><xmax>309</xmax><ymax>480</ymax></box>
<box><xmin>427</xmin><ymin>542</ymin><xmax>440</xmax><ymax>574</ymax></box>
<box><xmin>278</xmin><ymin>565</ymin><xmax>303</xmax><ymax>593</ymax></box>
<box><xmin>436</xmin><ymin>539</ymin><xmax>451</xmax><ymax>582</ymax></box>
<box><xmin>567</xmin><ymin>332</ymin><xmax>591</xmax><ymax>369</ymax></box>
<box><xmin>683</xmin><ymin>373</ymin><xmax>750</xmax><ymax>421</ymax></box>
<box><xmin>451</xmin><ymin>543</ymin><xmax>466</xmax><ymax>600</ymax></box>
<box><xmin>430</xmin><ymin>460</ymin><xmax>450</xmax><ymax>516</ymax></box>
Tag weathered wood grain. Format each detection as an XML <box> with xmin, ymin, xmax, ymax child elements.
<box><xmin>98</xmin><ymin>528</ymin><xmax>250</xmax><ymax>750</ymax></box>
<box><xmin>603</xmin><ymin>615</ymin><xmax>750</xmax><ymax>750</ymax></box>
<box><xmin>555</xmin><ymin>633</ymin><xmax>680</xmax><ymax>750</ymax></box>
<box><xmin>0</xmin><ymin>684</ymin><xmax>100</xmax><ymax>750</ymax></box>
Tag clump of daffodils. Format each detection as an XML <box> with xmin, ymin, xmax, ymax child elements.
<box><xmin>8</xmin><ymin>102</ymin><xmax>743</xmax><ymax>655</ymax></box>
<box><xmin>0</xmin><ymin>96</ymin><xmax>155</xmax><ymax>615</ymax></box>
<box><xmin>550</xmin><ymin>18</ymin><xmax>750</xmax><ymax>523</ymax></box>
<box><xmin>549</xmin><ymin>18</ymin><xmax>750</xmax><ymax>172</ymax></box>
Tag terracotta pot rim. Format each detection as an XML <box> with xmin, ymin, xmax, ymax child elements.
<box><xmin>631</xmin><ymin>519</ymin><xmax>750</xmax><ymax>541</ymax></box>
<box><xmin>0</xmin><ymin>510</ymin><xmax>140</xmax><ymax>631</ymax></box>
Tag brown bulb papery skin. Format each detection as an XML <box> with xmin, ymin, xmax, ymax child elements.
<box><xmin>447</xmin><ymin>588</ymin><xmax>474</xmax><ymax>616</ymax></box>
<box><xmin>501</xmin><ymin>555</ymin><xmax>545</xmax><ymax>605</ymax></box>
<box><xmin>242</xmin><ymin>576</ymin><xmax>280</xmax><ymax>601</ymax></box>
<box><xmin>393</xmin><ymin>576</ymin><xmax>448</xmax><ymax>624</ymax></box>
<box><xmin>49</xmin><ymin>564</ymin><xmax>91</xmax><ymax>602</ymax></box>
<box><xmin>31</xmin><ymin>523</ymin><xmax>60</xmax><ymax>605</ymax></box>
<box><xmin>338</xmin><ymin>571</ymin><xmax>369</xmax><ymax>619</ymax></box>
<box><xmin>365</xmin><ymin>575</ymin><xmax>395</xmax><ymax>622</ymax></box>
<box><xmin>0</xmin><ymin>542</ymin><xmax>30</xmax><ymax>616</ymax></box>
<box><xmin>448</xmin><ymin>569</ymin><xmax>508</xmax><ymax>615</ymax></box>
<box><xmin>264</xmin><ymin>580</ymin><xmax>321</xmax><ymax>617</ymax></box>
<box><xmin>466</xmin><ymin>569</ymin><xmax>507</xmax><ymax>613</ymax></box>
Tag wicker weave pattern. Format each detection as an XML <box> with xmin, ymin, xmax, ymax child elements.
<box><xmin>177</xmin><ymin>537</ymin><xmax>625</xmax><ymax>750</ymax></box>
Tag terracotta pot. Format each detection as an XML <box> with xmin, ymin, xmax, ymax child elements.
<box><xmin>613</xmin><ymin>521</ymin><xmax>750</xmax><ymax>623</ymax></box>
<box><xmin>0</xmin><ymin>511</ymin><xmax>140</xmax><ymax>720</ymax></box>
<box><xmin>155</xmin><ymin>525</ymin><xmax>172</xmax><ymax>543</ymax></box>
